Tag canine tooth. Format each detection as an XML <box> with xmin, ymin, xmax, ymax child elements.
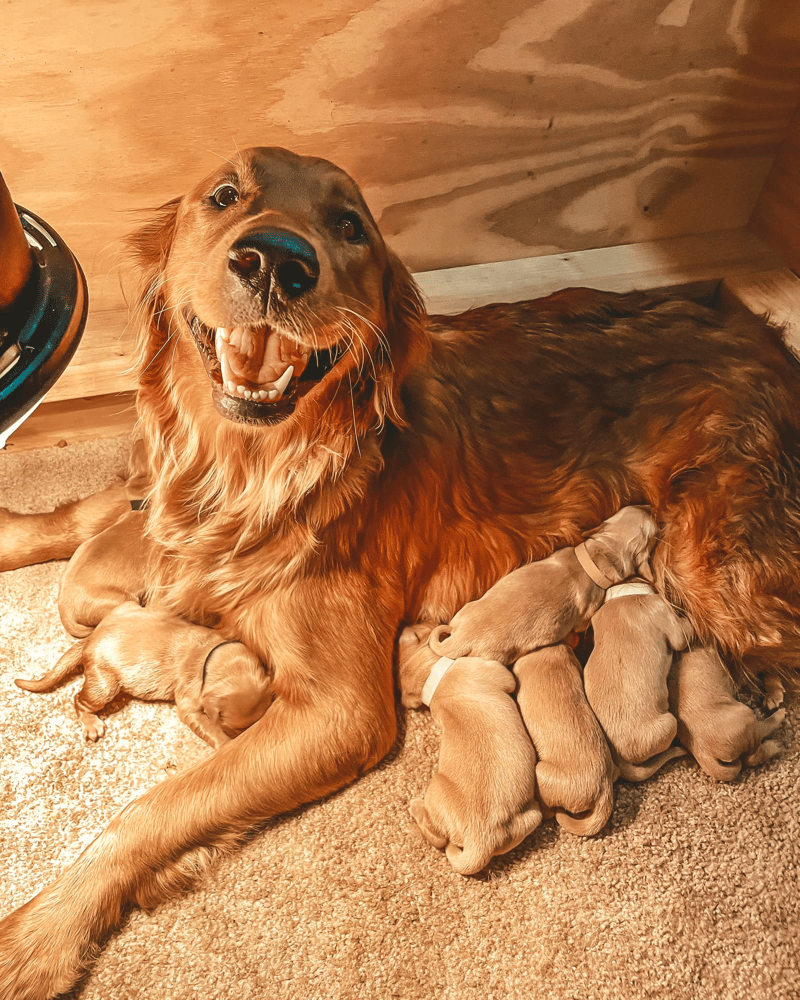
<box><xmin>273</xmin><ymin>365</ymin><xmax>294</xmax><ymax>398</ymax></box>
<box><xmin>216</xmin><ymin>327</ymin><xmax>230</xmax><ymax>343</ymax></box>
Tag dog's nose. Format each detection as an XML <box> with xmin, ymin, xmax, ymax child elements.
<box><xmin>227</xmin><ymin>229</ymin><xmax>319</xmax><ymax>299</ymax></box>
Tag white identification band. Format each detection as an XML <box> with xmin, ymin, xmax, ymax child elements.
<box><xmin>604</xmin><ymin>581</ymin><xmax>655</xmax><ymax>603</ymax></box>
<box><xmin>421</xmin><ymin>656</ymin><xmax>456</xmax><ymax>706</ymax></box>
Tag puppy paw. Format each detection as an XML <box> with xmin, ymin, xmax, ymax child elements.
<box><xmin>81</xmin><ymin>717</ymin><xmax>106</xmax><ymax>742</ymax></box>
<box><xmin>761</xmin><ymin>672</ymin><xmax>786</xmax><ymax>711</ymax></box>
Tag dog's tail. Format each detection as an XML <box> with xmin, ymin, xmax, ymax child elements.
<box><xmin>616</xmin><ymin>745</ymin><xmax>686</xmax><ymax>783</ymax></box>
<box><xmin>553</xmin><ymin>779</ymin><xmax>615</xmax><ymax>837</ymax></box>
<box><xmin>14</xmin><ymin>641</ymin><xmax>86</xmax><ymax>693</ymax></box>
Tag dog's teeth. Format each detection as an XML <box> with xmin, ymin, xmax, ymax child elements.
<box><xmin>273</xmin><ymin>365</ymin><xmax>294</xmax><ymax>398</ymax></box>
<box><xmin>216</xmin><ymin>327</ymin><xmax>230</xmax><ymax>344</ymax></box>
<box><xmin>268</xmin><ymin>389</ymin><xmax>278</xmax><ymax>401</ymax></box>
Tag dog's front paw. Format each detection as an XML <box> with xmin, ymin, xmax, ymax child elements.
<box><xmin>0</xmin><ymin>897</ymin><xmax>95</xmax><ymax>1000</ymax></box>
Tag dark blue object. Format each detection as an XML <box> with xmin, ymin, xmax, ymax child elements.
<box><xmin>0</xmin><ymin>206</ymin><xmax>88</xmax><ymax>439</ymax></box>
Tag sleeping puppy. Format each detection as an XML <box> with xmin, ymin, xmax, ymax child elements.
<box><xmin>58</xmin><ymin>509</ymin><xmax>153</xmax><ymax>637</ymax></box>
<box><xmin>58</xmin><ymin>437</ymin><xmax>153</xmax><ymax>638</ymax></box>
<box><xmin>399</xmin><ymin>623</ymin><xmax>541</xmax><ymax>875</ymax></box>
<box><xmin>584</xmin><ymin>581</ymin><xmax>691</xmax><ymax>780</ymax></box>
<box><xmin>514</xmin><ymin>642</ymin><xmax>617</xmax><ymax>836</ymax></box>
<box><xmin>668</xmin><ymin>646</ymin><xmax>786</xmax><ymax>781</ymax></box>
<box><xmin>430</xmin><ymin>505</ymin><xmax>657</xmax><ymax>663</ymax></box>
<box><xmin>16</xmin><ymin>602</ymin><xmax>272</xmax><ymax>748</ymax></box>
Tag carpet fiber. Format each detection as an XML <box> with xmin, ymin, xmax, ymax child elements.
<box><xmin>0</xmin><ymin>436</ymin><xmax>797</xmax><ymax>1000</ymax></box>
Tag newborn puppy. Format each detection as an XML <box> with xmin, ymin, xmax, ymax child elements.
<box><xmin>430</xmin><ymin>505</ymin><xmax>657</xmax><ymax>663</ymax></box>
<box><xmin>399</xmin><ymin>623</ymin><xmax>541</xmax><ymax>875</ymax></box>
<box><xmin>514</xmin><ymin>642</ymin><xmax>617</xmax><ymax>836</ymax></box>
<box><xmin>584</xmin><ymin>581</ymin><xmax>691</xmax><ymax>780</ymax></box>
<box><xmin>58</xmin><ymin>509</ymin><xmax>153</xmax><ymax>637</ymax></box>
<box><xmin>668</xmin><ymin>646</ymin><xmax>785</xmax><ymax>781</ymax></box>
<box><xmin>16</xmin><ymin>602</ymin><xmax>271</xmax><ymax>748</ymax></box>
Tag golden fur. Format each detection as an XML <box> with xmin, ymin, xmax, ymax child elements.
<box><xmin>2</xmin><ymin>146</ymin><xmax>800</xmax><ymax>998</ymax></box>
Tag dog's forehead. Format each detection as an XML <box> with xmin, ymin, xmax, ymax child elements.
<box><xmin>194</xmin><ymin>146</ymin><xmax>367</xmax><ymax>212</ymax></box>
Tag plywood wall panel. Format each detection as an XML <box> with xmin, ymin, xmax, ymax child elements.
<box><xmin>2</xmin><ymin>0</ymin><xmax>799</xmax><ymax>398</ymax></box>
<box><xmin>749</xmin><ymin>107</ymin><xmax>800</xmax><ymax>274</ymax></box>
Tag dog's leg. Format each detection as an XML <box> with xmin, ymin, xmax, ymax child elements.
<box><xmin>74</xmin><ymin>668</ymin><xmax>123</xmax><ymax>742</ymax></box>
<box><xmin>0</xmin><ymin>637</ymin><xmax>396</xmax><ymax>1000</ymax></box>
<box><xmin>0</xmin><ymin>486</ymin><xmax>130</xmax><ymax>572</ymax></box>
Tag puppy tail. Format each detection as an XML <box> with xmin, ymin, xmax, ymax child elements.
<box><xmin>617</xmin><ymin>745</ymin><xmax>686</xmax><ymax>783</ymax></box>
<box><xmin>554</xmin><ymin>781</ymin><xmax>615</xmax><ymax>837</ymax></box>
<box><xmin>15</xmin><ymin>641</ymin><xmax>85</xmax><ymax>693</ymax></box>
<box><xmin>445</xmin><ymin>840</ymin><xmax>494</xmax><ymax>877</ymax></box>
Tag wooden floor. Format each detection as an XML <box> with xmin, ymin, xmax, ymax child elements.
<box><xmin>5</xmin><ymin>226</ymin><xmax>792</xmax><ymax>452</ymax></box>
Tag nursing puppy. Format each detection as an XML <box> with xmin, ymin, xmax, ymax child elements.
<box><xmin>584</xmin><ymin>581</ymin><xmax>690</xmax><ymax>779</ymax></box>
<box><xmin>399</xmin><ymin>623</ymin><xmax>541</xmax><ymax>875</ymax></box>
<box><xmin>16</xmin><ymin>602</ymin><xmax>271</xmax><ymax>748</ymax></box>
<box><xmin>431</xmin><ymin>506</ymin><xmax>656</xmax><ymax>663</ymax></box>
<box><xmin>668</xmin><ymin>646</ymin><xmax>786</xmax><ymax>781</ymax></box>
<box><xmin>514</xmin><ymin>642</ymin><xmax>617</xmax><ymax>836</ymax></box>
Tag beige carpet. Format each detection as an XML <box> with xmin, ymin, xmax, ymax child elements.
<box><xmin>0</xmin><ymin>436</ymin><xmax>798</xmax><ymax>1000</ymax></box>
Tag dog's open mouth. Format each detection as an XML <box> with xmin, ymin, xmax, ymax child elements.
<box><xmin>190</xmin><ymin>317</ymin><xmax>341</xmax><ymax>425</ymax></box>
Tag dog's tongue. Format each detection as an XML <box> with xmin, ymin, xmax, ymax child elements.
<box><xmin>215</xmin><ymin>326</ymin><xmax>310</xmax><ymax>397</ymax></box>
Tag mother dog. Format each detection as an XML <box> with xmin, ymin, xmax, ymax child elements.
<box><xmin>2</xmin><ymin>147</ymin><xmax>800</xmax><ymax>999</ymax></box>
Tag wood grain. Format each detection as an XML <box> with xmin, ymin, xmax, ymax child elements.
<box><xmin>749</xmin><ymin>108</ymin><xmax>800</xmax><ymax>274</ymax></box>
<box><xmin>3</xmin><ymin>0</ymin><xmax>799</xmax><ymax>403</ymax></box>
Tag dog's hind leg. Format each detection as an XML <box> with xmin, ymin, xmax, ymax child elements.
<box><xmin>0</xmin><ymin>485</ymin><xmax>130</xmax><ymax>572</ymax></box>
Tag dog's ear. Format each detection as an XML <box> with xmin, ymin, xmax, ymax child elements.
<box><xmin>375</xmin><ymin>249</ymin><xmax>430</xmax><ymax>428</ymax></box>
<box><xmin>125</xmin><ymin>197</ymin><xmax>182</xmax><ymax>277</ymax></box>
<box><xmin>122</xmin><ymin>198</ymin><xmax>182</xmax><ymax>323</ymax></box>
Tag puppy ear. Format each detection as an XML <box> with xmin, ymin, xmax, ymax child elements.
<box><xmin>375</xmin><ymin>249</ymin><xmax>430</xmax><ymax>427</ymax></box>
<box><xmin>636</xmin><ymin>551</ymin><xmax>655</xmax><ymax>582</ymax></box>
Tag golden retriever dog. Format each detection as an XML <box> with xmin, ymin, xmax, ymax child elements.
<box><xmin>430</xmin><ymin>505</ymin><xmax>656</xmax><ymax>662</ymax></box>
<box><xmin>2</xmin><ymin>145</ymin><xmax>800</xmax><ymax>998</ymax></box>
<box><xmin>514</xmin><ymin>643</ymin><xmax>617</xmax><ymax>836</ymax></box>
<box><xmin>398</xmin><ymin>623</ymin><xmax>541</xmax><ymax>875</ymax></box>
<box><xmin>668</xmin><ymin>646</ymin><xmax>786</xmax><ymax>781</ymax></box>
<box><xmin>15</xmin><ymin>601</ymin><xmax>271</xmax><ymax>747</ymax></box>
<box><xmin>584</xmin><ymin>581</ymin><xmax>691</xmax><ymax>779</ymax></box>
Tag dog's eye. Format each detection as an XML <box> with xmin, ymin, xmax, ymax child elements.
<box><xmin>336</xmin><ymin>213</ymin><xmax>365</xmax><ymax>242</ymax></box>
<box><xmin>211</xmin><ymin>185</ymin><xmax>240</xmax><ymax>209</ymax></box>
